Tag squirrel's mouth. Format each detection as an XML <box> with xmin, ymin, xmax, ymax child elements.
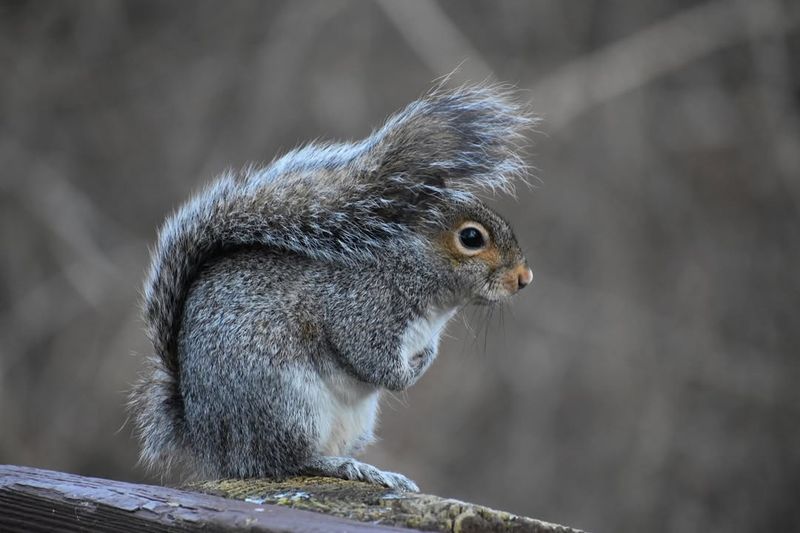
<box><xmin>471</xmin><ymin>270</ymin><xmax>529</xmax><ymax>304</ymax></box>
<box><xmin>471</xmin><ymin>289</ymin><xmax>512</xmax><ymax>306</ymax></box>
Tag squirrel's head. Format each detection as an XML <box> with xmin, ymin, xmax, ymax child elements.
<box><xmin>433</xmin><ymin>200</ymin><xmax>531</xmax><ymax>305</ymax></box>
<box><xmin>354</xmin><ymin>84</ymin><xmax>535</xmax><ymax>304</ymax></box>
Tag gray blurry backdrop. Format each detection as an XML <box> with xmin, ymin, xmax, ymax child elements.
<box><xmin>1</xmin><ymin>1</ymin><xmax>799</xmax><ymax>532</ymax></box>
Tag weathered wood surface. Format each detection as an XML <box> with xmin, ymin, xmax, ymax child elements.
<box><xmin>0</xmin><ymin>465</ymin><xmax>418</xmax><ymax>532</ymax></box>
<box><xmin>189</xmin><ymin>477</ymin><xmax>583</xmax><ymax>533</ymax></box>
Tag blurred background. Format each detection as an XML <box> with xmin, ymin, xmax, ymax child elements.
<box><xmin>1</xmin><ymin>1</ymin><xmax>798</xmax><ymax>531</ymax></box>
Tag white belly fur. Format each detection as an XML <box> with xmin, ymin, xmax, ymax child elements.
<box><xmin>313</xmin><ymin>306</ymin><xmax>458</xmax><ymax>456</ymax></box>
<box><xmin>316</xmin><ymin>372</ymin><xmax>379</xmax><ymax>456</ymax></box>
<box><xmin>399</xmin><ymin>306</ymin><xmax>458</xmax><ymax>362</ymax></box>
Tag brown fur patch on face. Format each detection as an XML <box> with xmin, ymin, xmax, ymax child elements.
<box><xmin>502</xmin><ymin>269</ymin><xmax>519</xmax><ymax>293</ymax></box>
<box><xmin>437</xmin><ymin>230</ymin><xmax>465</xmax><ymax>266</ymax></box>
<box><xmin>474</xmin><ymin>246</ymin><xmax>502</xmax><ymax>268</ymax></box>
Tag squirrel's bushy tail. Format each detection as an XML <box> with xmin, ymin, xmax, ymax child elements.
<box><xmin>130</xmin><ymin>84</ymin><xmax>534</xmax><ymax>471</ymax></box>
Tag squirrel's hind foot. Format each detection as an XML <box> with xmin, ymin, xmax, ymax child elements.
<box><xmin>301</xmin><ymin>456</ymin><xmax>419</xmax><ymax>492</ymax></box>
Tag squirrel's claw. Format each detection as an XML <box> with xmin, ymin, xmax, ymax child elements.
<box><xmin>302</xmin><ymin>456</ymin><xmax>420</xmax><ymax>492</ymax></box>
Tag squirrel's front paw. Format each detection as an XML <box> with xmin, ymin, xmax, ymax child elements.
<box><xmin>303</xmin><ymin>456</ymin><xmax>419</xmax><ymax>492</ymax></box>
<box><xmin>409</xmin><ymin>346</ymin><xmax>435</xmax><ymax>378</ymax></box>
<box><xmin>354</xmin><ymin>462</ymin><xmax>419</xmax><ymax>492</ymax></box>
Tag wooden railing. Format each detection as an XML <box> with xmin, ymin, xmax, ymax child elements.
<box><xmin>0</xmin><ymin>464</ymin><xmax>582</xmax><ymax>532</ymax></box>
<box><xmin>0</xmin><ymin>465</ymin><xmax>413</xmax><ymax>532</ymax></box>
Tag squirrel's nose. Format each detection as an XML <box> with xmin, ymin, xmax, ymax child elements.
<box><xmin>517</xmin><ymin>266</ymin><xmax>533</xmax><ymax>290</ymax></box>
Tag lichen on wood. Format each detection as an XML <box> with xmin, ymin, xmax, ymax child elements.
<box><xmin>188</xmin><ymin>477</ymin><xmax>583</xmax><ymax>533</ymax></box>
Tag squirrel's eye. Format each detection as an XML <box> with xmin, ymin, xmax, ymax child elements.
<box><xmin>459</xmin><ymin>226</ymin><xmax>485</xmax><ymax>249</ymax></box>
<box><xmin>453</xmin><ymin>221</ymin><xmax>490</xmax><ymax>256</ymax></box>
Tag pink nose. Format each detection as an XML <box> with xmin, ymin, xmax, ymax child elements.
<box><xmin>517</xmin><ymin>267</ymin><xmax>533</xmax><ymax>290</ymax></box>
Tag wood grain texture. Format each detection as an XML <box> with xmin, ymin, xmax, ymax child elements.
<box><xmin>0</xmin><ymin>465</ymin><xmax>417</xmax><ymax>532</ymax></box>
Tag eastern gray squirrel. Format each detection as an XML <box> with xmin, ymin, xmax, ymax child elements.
<box><xmin>129</xmin><ymin>84</ymin><xmax>535</xmax><ymax>491</ymax></box>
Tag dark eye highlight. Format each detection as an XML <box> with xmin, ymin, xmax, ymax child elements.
<box><xmin>459</xmin><ymin>226</ymin><xmax>485</xmax><ymax>249</ymax></box>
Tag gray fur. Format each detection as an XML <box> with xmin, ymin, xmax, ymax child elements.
<box><xmin>129</xmin><ymin>84</ymin><xmax>534</xmax><ymax>490</ymax></box>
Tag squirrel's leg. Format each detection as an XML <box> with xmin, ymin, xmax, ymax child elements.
<box><xmin>301</xmin><ymin>456</ymin><xmax>419</xmax><ymax>492</ymax></box>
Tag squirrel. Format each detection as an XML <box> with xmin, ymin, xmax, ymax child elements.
<box><xmin>129</xmin><ymin>84</ymin><xmax>535</xmax><ymax>492</ymax></box>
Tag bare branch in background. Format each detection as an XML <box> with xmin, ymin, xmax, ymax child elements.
<box><xmin>376</xmin><ymin>0</ymin><xmax>495</xmax><ymax>82</ymax></box>
<box><xmin>532</xmin><ymin>0</ymin><xmax>800</xmax><ymax>130</ymax></box>
<box><xmin>736</xmin><ymin>0</ymin><xmax>800</xmax><ymax>201</ymax></box>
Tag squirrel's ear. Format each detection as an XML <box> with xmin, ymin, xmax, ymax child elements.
<box><xmin>364</xmin><ymin>84</ymin><xmax>535</xmax><ymax>198</ymax></box>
